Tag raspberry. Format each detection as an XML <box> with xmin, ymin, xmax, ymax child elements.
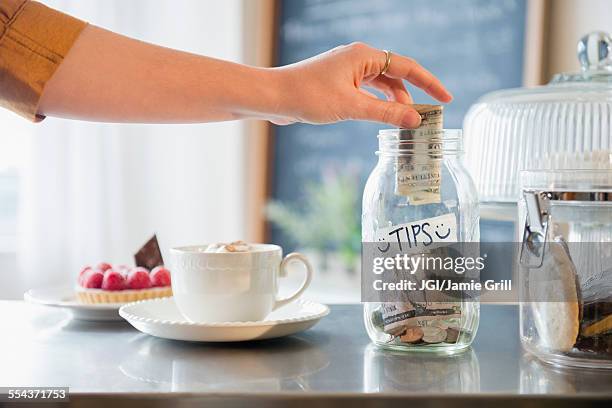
<box><xmin>78</xmin><ymin>266</ymin><xmax>92</xmax><ymax>286</ymax></box>
<box><xmin>150</xmin><ymin>266</ymin><xmax>171</xmax><ymax>287</ymax></box>
<box><xmin>83</xmin><ymin>269</ymin><xmax>104</xmax><ymax>289</ymax></box>
<box><xmin>96</xmin><ymin>262</ymin><xmax>113</xmax><ymax>272</ymax></box>
<box><xmin>102</xmin><ymin>269</ymin><xmax>126</xmax><ymax>291</ymax></box>
<box><xmin>127</xmin><ymin>267</ymin><xmax>152</xmax><ymax>290</ymax></box>
<box><xmin>114</xmin><ymin>264</ymin><xmax>131</xmax><ymax>277</ymax></box>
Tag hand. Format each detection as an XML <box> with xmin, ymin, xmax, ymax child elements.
<box><xmin>270</xmin><ymin>42</ymin><xmax>453</xmax><ymax>128</ymax></box>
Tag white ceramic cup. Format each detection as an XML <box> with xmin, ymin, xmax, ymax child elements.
<box><xmin>169</xmin><ymin>244</ymin><xmax>313</xmax><ymax>323</ymax></box>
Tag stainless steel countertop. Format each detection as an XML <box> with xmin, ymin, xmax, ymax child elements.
<box><xmin>1</xmin><ymin>301</ymin><xmax>611</xmax><ymax>407</ymax></box>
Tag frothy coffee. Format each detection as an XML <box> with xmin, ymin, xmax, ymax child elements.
<box><xmin>203</xmin><ymin>240</ymin><xmax>251</xmax><ymax>253</ymax></box>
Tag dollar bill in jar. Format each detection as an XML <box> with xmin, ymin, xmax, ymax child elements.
<box><xmin>372</xmin><ymin>212</ymin><xmax>463</xmax><ymax>345</ymax></box>
<box><xmin>394</xmin><ymin>104</ymin><xmax>444</xmax><ymax>205</ymax></box>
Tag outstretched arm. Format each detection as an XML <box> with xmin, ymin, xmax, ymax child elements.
<box><xmin>39</xmin><ymin>25</ymin><xmax>452</xmax><ymax>127</ymax></box>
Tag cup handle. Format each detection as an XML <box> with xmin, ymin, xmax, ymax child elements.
<box><xmin>273</xmin><ymin>252</ymin><xmax>313</xmax><ymax>311</ymax></box>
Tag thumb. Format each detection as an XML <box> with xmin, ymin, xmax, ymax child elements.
<box><xmin>354</xmin><ymin>96</ymin><xmax>421</xmax><ymax>128</ymax></box>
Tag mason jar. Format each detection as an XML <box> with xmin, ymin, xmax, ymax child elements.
<box><xmin>362</xmin><ymin>129</ymin><xmax>480</xmax><ymax>353</ymax></box>
<box><xmin>364</xmin><ymin>344</ymin><xmax>480</xmax><ymax>392</ymax></box>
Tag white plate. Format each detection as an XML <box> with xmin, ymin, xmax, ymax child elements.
<box><xmin>24</xmin><ymin>286</ymin><xmax>124</xmax><ymax>321</ymax></box>
<box><xmin>119</xmin><ymin>297</ymin><xmax>330</xmax><ymax>342</ymax></box>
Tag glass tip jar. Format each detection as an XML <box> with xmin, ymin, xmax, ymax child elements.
<box><xmin>362</xmin><ymin>128</ymin><xmax>480</xmax><ymax>353</ymax></box>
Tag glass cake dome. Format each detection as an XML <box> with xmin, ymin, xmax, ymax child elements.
<box><xmin>463</xmin><ymin>31</ymin><xmax>612</xmax><ymax>219</ymax></box>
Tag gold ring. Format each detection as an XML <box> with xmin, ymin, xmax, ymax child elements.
<box><xmin>380</xmin><ymin>50</ymin><xmax>391</xmax><ymax>76</ymax></box>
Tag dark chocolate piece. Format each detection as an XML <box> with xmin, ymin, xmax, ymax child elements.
<box><xmin>134</xmin><ymin>235</ymin><xmax>164</xmax><ymax>270</ymax></box>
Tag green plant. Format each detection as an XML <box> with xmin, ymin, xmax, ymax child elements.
<box><xmin>266</xmin><ymin>170</ymin><xmax>361</xmax><ymax>271</ymax></box>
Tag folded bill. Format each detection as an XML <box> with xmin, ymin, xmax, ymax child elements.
<box><xmin>395</xmin><ymin>104</ymin><xmax>444</xmax><ymax>204</ymax></box>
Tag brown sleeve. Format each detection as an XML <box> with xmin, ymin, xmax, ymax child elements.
<box><xmin>0</xmin><ymin>0</ymin><xmax>87</xmax><ymax>122</ymax></box>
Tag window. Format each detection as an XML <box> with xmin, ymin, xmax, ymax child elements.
<box><xmin>0</xmin><ymin>111</ymin><xmax>29</xmax><ymax>252</ymax></box>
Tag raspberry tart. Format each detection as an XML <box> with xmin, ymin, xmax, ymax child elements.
<box><xmin>76</xmin><ymin>265</ymin><xmax>172</xmax><ymax>304</ymax></box>
<box><xmin>76</xmin><ymin>235</ymin><xmax>172</xmax><ymax>304</ymax></box>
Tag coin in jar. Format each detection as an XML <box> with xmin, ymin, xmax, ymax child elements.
<box><xmin>400</xmin><ymin>327</ymin><xmax>424</xmax><ymax>343</ymax></box>
<box><xmin>445</xmin><ymin>327</ymin><xmax>460</xmax><ymax>343</ymax></box>
<box><xmin>421</xmin><ymin>326</ymin><xmax>447</xmax><ymax>343</ymax></box>
<box><xmin>385</xmin><ymin>325</ymin><xmax>407</xmax><ymax>337</ymax></box>
<box><xmin>431</xmin><ymin>320</ymin><xmax>449</xmax><ymax>330</ymax></box>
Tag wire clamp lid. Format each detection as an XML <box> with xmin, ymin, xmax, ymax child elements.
<box><xmin>520</xmin><ymin>191</ymin><xmax>551</xmax><ymax>268</ymax></box>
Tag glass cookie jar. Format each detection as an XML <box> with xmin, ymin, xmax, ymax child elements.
<box><xmin>519</xmin><ymin>170</ymin><xmax>612</xmax><ymax>369</ymax></box>
<box><xmin>362</xmin><ymin>129</ymin><xmax>480</xmax><ymax>353</ymax></box>
<box><xmin>463</xmin><ymin>31</ymin><xmax>612</xmax><ymax>210</ymax></box>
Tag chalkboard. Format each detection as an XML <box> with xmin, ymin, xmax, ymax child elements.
<box><xmin>271</xmin><ymin>0</ymin><xmax>527</xmax><ymax>249</ymax></box>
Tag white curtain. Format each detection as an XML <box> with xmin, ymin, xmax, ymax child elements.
<box><xmin>15</xmin><ymin>0</ymin><xmax>246</xmax><ymax>292</ymax></box>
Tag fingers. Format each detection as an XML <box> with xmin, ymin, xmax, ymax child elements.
<box><xmin>353</xmin><ymin>94</ymin><xmax>421</xmax><ymax>128</ymax></box>
<box><xmin>383</xmin><ymin>52</ymin><xmax>452</xmax><ymax>103</ymax></box>
<box><xmin>367</xmin><ymin>75</ymin><xmax>413</xmax><ymax>104</ymax></box>
<box><xmin>344</xmin><ymin>42</ymin><xmax>451</xmax><ymax>103</ymax></box>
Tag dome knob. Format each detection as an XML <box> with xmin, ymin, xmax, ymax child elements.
<box><xmin>577</xmin><ymin>31</ymin><xmax>612</xmax><ymax>72</ymax></box>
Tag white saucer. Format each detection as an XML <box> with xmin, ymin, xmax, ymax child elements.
<box><xmin>24</xmin><ymin>286</ymin><xmax>124</xmax><ymax>321</ymax></box>
<box><xmin>119</xmin><ymin>297</ymin><xmax>329</xmax><ymax>342</ymax></box>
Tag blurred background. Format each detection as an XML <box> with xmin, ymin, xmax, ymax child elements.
<box><xmin>0</xmin><ymin>0</ymin><xmax>610</xmax><ymax>302</ymax></box>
